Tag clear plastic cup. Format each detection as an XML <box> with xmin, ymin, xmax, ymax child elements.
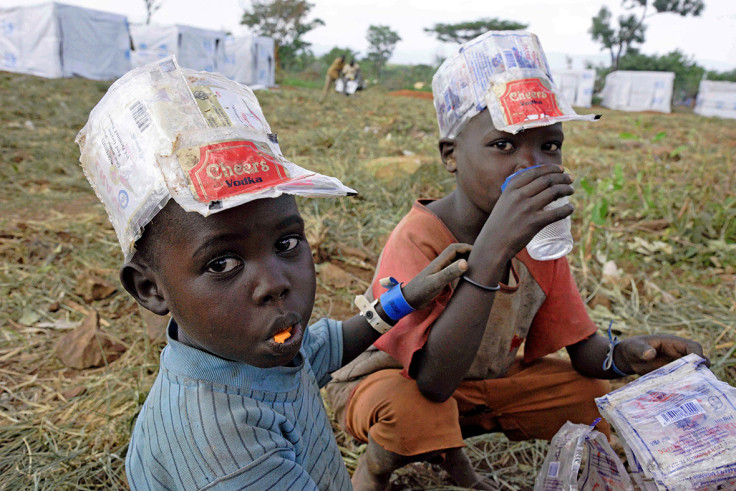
<box><xmin>501</xmin><ymin>165</ymin><xmax>573</xmax><ymax>261</ymax></box>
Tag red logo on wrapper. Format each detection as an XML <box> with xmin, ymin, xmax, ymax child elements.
<box><xmin>188</xmin><ymin>141</ymin><xmax>288</xmax><ymax>202</ymax></box>
<box><xmin>498</xmin><ymin>78</ymin><xmax>563</xmax><ymax>126</ymax></box>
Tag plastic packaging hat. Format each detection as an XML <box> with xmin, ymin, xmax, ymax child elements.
<box><xmin>76</xmin><ymin>57</ymin><xmax>356</xmax><ymax>262</ymax></box>
<box><xmin>432</xmin><ymin>30</ymin><xmax>599</xmax><ymax>138</ymax></box>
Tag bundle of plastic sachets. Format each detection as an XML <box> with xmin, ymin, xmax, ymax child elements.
<box><xmin>534</xmin><ymin>419</ymin><xmax>633</xmax><ymax>491</ymax></box>
<box><xmin>596</xmin><ymin>354</ymin><xmax>736</xmax><ymax>490</ymax></box>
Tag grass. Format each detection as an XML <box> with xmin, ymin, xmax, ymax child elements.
<box><xmin>0</xmin><ymin>71</ymin><xmax>734</xmax><ymax>489</ymax></box>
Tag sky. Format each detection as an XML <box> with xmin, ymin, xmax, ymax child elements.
<box><xmin>1</xmin><ymin>0</ymin><xmax>734</xmax><ymax>71</ymax></box>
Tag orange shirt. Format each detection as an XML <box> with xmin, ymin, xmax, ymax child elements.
<box><xmin>371</xmin><ymin>200</ymin><xmax>598</xmax><ymax>379</ymax></box>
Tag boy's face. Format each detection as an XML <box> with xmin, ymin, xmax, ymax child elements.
<box><xmin>446</xmin><ymin>110</ymin><xmax>564</xmax><ymax>215</ymax></box>
<box><xmin>145</xmin><ymin>195</ymin><xmax>316</xmax><ymax>368</ymax></box>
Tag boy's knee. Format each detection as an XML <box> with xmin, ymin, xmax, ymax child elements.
<box><xmin>346</xmin><ymin>370</ymin><xmax>461</xmax><ymax>449</ymax></box>
<box><xmin>578</xmin><ymin>375</ymin><xmax>612</xmax><ymax>400</ymax></box>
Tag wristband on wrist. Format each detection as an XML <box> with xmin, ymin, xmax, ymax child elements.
<box><xmin>379</xmin><ymin>277</ymin><xmax>416</xmax><ymax>321</ymax></box>
<box><xmin>354</xmin><ymin>294</ymin><xmax>393</xmax><ymax>334</ymax></box>
<box><xmin>602</xmin><ymin>320</ymin><xmax>630</xmax><ymax>377</ymax></box>
<box><xmin>354</xmin><ymin>277</ymin><xmax>415</xmax><ymax>334</ymax></box>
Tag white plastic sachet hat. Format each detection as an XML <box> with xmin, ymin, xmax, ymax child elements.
<box><xmin>432</xmin><ymin>31</ymin><xmax>599</xmax><ymax>138</ymax></box>
<box><xmin>76</xmin><ymin>57</ymin><xmax>356</xmax><ymax>262</ymax></box>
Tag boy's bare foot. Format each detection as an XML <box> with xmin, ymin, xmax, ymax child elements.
<box><xmin>352</xmin><ymin>436</ymin><xmax>497</xmax><ymax>491</ymax></box>
<box><xmin>352</xmin><ymin>436</ymin><xmax>407</xmax><ymax>491</ymax></box>
<box><xmin>440</xmin><ymin>447</ymin><xmax>498</xmax><ymax>490</ymax></box>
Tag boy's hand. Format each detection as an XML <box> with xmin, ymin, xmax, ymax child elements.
<box><xmin>401</xmin><ymin>243</ymin><xmax>471</xmax><ymax>310</ymax></box>
<box><xmin>483</xmin><ymin>165</ymin><xmax>574</xmax><ymax>262</ymax></box>
<box><xmin>614</xmin><ymin>335</ymin><xmax>709</xmax><ymax>375</ymax></box>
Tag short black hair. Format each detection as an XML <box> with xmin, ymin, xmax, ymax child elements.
<box><xmin>132</xmin><ymin>200</ymin><xmax>198</xmax><ymax>270</ymax></box>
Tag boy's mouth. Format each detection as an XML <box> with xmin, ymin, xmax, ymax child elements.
<box><xmin>267</xmin><ymin>313</ymin><xmax>303</xmax><ymax>350</ymax></box>
<box><xmin>273</xmin><ymin>326</ymin><xmax>292</xmax><ymax>343</ymax></box>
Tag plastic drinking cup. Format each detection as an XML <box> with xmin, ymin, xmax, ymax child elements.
<box><xmin>501</xmin><ymin>165</ymin><xmax>573</xmax><ymax>261</ymax></box>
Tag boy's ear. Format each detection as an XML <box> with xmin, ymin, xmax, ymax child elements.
<box><xmin>439</xmin><ymin>138</ymin><xmax>457</xmax><ymax>173</ymax></box>
<box><xmin>119</xmin><ymin>262</ymin><xmax>169</xmax><ymax>316</ymax></box>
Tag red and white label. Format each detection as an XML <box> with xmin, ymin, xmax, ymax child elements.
<box><xmin>497</xmin><ymin>78</ymin><xmax>563</xmax><ymax>125</ymax></box>
<box><xmin>188</xmin><ymin>140</ymin><xmax>288</xmax><ymax>202</ymax></box>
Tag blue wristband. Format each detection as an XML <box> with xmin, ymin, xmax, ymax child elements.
<box><xmin>602</xmin><ymin>321</ymin><xmax>630</xmax><ymax>377</ymax></box>
<box><xmin>379</xmin><ymin>278</ymin><xmax>416</xmax><ymax>322</ymax></box>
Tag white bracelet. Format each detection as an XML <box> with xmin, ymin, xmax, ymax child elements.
<box><xmin>354</xmin><ymin>295</ymin><xmax>393</xmax><ymax>334</ymax></box>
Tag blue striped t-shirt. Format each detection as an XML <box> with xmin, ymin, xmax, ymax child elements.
<box><xmin>125</xmin><ymin>318</ymin><xmax>351</xmax><ymax>490</ymax></box>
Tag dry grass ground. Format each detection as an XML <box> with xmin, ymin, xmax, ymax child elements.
<box><xmin>0</xmin><ymin>72</ymin><xmax>734</xmax><ymax>490</ymax></box>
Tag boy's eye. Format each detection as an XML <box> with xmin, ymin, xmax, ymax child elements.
<box><xmin>206</xmin><ymin>257</ymin><xmax>242</xmax><ymax>274</ymax></box>
<box><xmin>489</xmin><ymin>140</ymin><xmax>514</xmax><ymax>151</ymax></box>
<box><xmin>276</xmin><ymin>236</ymin><xmax>301</xmax><ymax>253</ymax></box>
<box><xmin>543</xmin><ymin>141</ymin><xmax>563</xmax><ymax>152</ymax></box>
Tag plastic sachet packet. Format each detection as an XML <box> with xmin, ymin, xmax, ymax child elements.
<box><xmin>534</xmin><ymin>419</ymin><xmax>633</xmax><ymax>491</ymax></box>
<box><xmin>77</xmin><ymin>56</ymin><xmax>355</xmax><ymax>262</ymax></box>
<box><xmin>431</xmin><ymin>30</ymin><xmax>598</xmax><ymax>138</ymax></box>
<box><xmin>596</xmin><ymin>354</ymin><xmax>736</xmax><ymax>490</ymax></box>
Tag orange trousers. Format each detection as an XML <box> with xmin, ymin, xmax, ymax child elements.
<box><xmin>343</xmin><ymin>356</ymin><xmax>611</xmax><ymax>456</ymax></box>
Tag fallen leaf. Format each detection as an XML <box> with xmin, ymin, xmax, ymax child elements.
<box><xmin>138</xmin><ymin>305</ymin><xmax>168</xmax><ymax>342</ymax></box>
<box><xmin>318</xmin><ymin>262</ymin><xmax>361</xmax><ymax>289</ymax></box>
<box><xmin>364</xmin><ymin>155</ymin><xmax>428</xmax><ymax>180</ymax></box>
<box><xmin>54</xmin><ymin>311</ymin><xmax>126</xmax><ymax>369</ymax></box>
<box><xmin>338</xmin><ymin>246</ymin><xmax>373</xmax><ymax>262</ymax></box>
<box><xmin>60</xmin><ymin>386</ymin><xmax>87</xmax><ymax>399</ymax></box>
<box><xmin>75</xmin><ymin>275</ymin><xmax>117</xmax><ymax>302</ymax></box>
<box><xmin>644</xmin><ymin>280</ymin><xmax>676</xmax><ymax>304</ymax></box>
<box><xmin>588</xmin><ymin>293</ymin><xmax>612</xmax><ymax>311</ymax></box>
<box><xmin>18</xmin><ymin>309</ymin><xmax>41</xmax><ymax>326</ymax></box>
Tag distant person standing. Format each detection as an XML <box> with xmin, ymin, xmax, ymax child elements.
<box><xmin>322</xmin><ymin>55</ymin><xmax>345</xmax><ymax>99</ymax></box>
<box><xmin>341</xmin><ymin>59</ymin><xmax>363</xmax><ymax>96</ymax></box>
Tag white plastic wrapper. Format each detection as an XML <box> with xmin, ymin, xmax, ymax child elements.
<box><xmin>534</xmin><ymin>420</ymin><xmax>633</xmax><ymax>491</ymax></box>
<box><xmin>76</xmin><ymin>57</ymin><xmax>355</xmax><ymax>261</ymax></box>
<box><xmin>596</xmin><ymin>354</ymin><xmax>736</xmax><ymax>490</ymax></box>
<box><xmin>432</xmin><ymin>30</ymin><xmax>598</xmax><ymax>137</ymax></box>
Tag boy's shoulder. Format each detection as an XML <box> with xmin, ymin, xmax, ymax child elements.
<box><xmin>386</xmin><ymin>199</ymin><xmax>457</xmax><ymax>251</ymax></box>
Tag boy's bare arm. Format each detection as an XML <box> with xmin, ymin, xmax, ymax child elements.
<box><xmin>567</xmin><ymin>332</ymin><xmax>708</xmax><ymax>378</ymax></box>
<box><xmin>340</xmin><ymin>244</ymin><xmax>470</xmax><ymax>366</ymax></box>
<box><xmin>414</xmin><ymin>166</ymin><xmax>575</xmax><ymax>402</ymax></box>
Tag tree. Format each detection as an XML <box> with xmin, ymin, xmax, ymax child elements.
<box><xmin>366</xmin><ymin>25</ymin><xmax>401</xmax><ymax>82</ymax></box>
<box><xmin>241</xmin><ymin>0</ymin><xmax>324</xmax><ymax>69</ymax></box>
<box><xmin>706</xmin><ymin>68</ymin><xmax>736</xmax><ymax>82</ymax></box>
<box><xmin>143</xmin><ymin>0</ymin><xmax>164</xmax><ymax>25</ymax></box>
<box><xmin>590</xmin><ymin>0</ymin><xmax>704</xmax><ymax>69</ymax></box>
<box><xmin>424</xmin><ymin>18</ymin><xmax>528</xmax><ymax>44</ymax></box>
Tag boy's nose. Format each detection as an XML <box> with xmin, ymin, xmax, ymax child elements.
<box><xmin>252</xmin><ymin>263</ymin><xmax>290</xmax><ymax>304</ymax></box>
<box><xmin>516</xmin><ymin>148</ymin><xmax>554</xmax><ymax>169</ymax></box>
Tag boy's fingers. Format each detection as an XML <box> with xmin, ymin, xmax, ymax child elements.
<box><xmin>624</xmin><ymin>338</ymin><xmax>657</xmax><ymax>362</ymax></box>
<box><xmin>428</xmin><ymin>259</ymin><xmax>468</xmax><ymax>287</ymax></box>
<box><xmin>433</xmin><ymin>243</ymin><xmax>473</xmax><ymax>270</ymax></box>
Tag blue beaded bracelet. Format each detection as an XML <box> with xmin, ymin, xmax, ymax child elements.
<box><xmin>602</xmin><ymin>321</ymin><xmax>630</xmax><ymax>377</ymax></box>
<box><xmin>379</xmin><ymin>277</ymin><xmax>416</xmax><ymax>322</ymax></box>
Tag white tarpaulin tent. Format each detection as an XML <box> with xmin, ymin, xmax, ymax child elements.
<box><xmin>694</xmin><ymin>80</ymin><xmax>736</xmax><ymax>120</ymax></box>
<box><xmin>0</xmin><ymin>2</ymin><xmax>130</xmax><ymax>79</ymax></box>
<box><xmin>601</xmin><ymin>70</ymin><xmax>675</xmax><ymax>113</ymax></box>
<box><xmin>130</xmin><ymin>24</ymin><xmax>226</xmax><ymax>72</ymax></box>
<box><xmin>552</xmin><ymin>69</ymin><xmax>596</xmax><ymax>108</ymax></box>
<box><xmin>221</xmin><ymin>34</ymin><xmax>275</xmax><ymax>88</ymax></box>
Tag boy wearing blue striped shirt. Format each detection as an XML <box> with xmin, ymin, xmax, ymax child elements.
<box><xmin>76</xmin><ymin>59</ymin><xmax>468</xmax><ymax>490</ymax></box>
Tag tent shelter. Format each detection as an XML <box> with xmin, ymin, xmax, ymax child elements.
<box><xmin>601</xmin><ymin>71</ymin><xmax>675</xmax><ymax>113</ymax></box>
<box><xmin>694</xmin><ymin>80</ymin><xmax>736</xmax><ymax>120</ymax></box>
<box><xmin>221</xmin><ymin>34</ymin><xmax>275</xmax><ymax>88</ymax></box>
<box><xmin>0</xmin><ymin>2</ymin><xmax>130</xmax><ymax>80</ymax></box>
<box><xmin>130</xmin><ymin>24</ymin><xmax>226</xmax><ymax>72</ymax></box>
<box><xmin>552</xmin><ymin>69</ymin><xmax>596</xmax><ymax>108</ymax></box>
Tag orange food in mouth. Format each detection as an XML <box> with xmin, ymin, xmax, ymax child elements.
<box><xmin>273</xmin><ymin>326</ymin><xmax>293</xmax><ymax>343</ymax></box>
